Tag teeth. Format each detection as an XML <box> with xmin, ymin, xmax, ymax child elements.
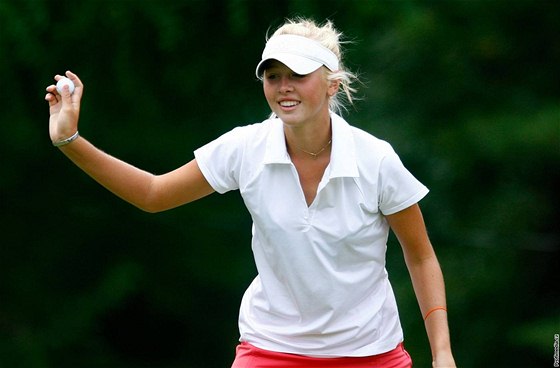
<box><xmin>280</xmin><ymin>101</ymin><xmax>299</xmax><ymax>107</ymax></box>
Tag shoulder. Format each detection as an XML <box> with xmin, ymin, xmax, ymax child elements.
<box><xmin>194</xmin><ymin>118</ymin><xmax>278</xmax><ymax>193</ymax></box>
<box><xmin>233</xmin><ymin>118</ymin><xmax>281</xmax><ymax>143</ymax></box>
<box><xmin>332</xmin><ymin>113</ymin><xmax>394</xmax><ymax>157</ymax></box>
<box><xmin>351</xmin><ymin>125</ymin><xmax>394</xmax><ymax>153</ymax></box>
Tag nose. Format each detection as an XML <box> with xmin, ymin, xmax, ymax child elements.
<box><xmin>279</xmin><ymin>76</ymin><xmax>293</xmax><ymax>93</ymax></box>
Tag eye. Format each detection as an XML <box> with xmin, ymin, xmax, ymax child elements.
<box><xmin>292</xmin><ymin>73</ymin><xmax>305</xmax><ymax>79</ymax></box>
<box><xmin>264</xmin><ymin>71</ymin><xmax>278</xmax><ymax>80</ymax></box>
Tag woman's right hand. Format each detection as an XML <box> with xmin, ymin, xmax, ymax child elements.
<box><xmin>45</xmin><ymin>71</ymin><xmax>83</xmax><ymax>145</ymax></box>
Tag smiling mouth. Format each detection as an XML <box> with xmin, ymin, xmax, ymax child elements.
<box><xmin>279</xmin><ymin>101</ymin><xmax>300</xmax><ymax>107</ymax></box>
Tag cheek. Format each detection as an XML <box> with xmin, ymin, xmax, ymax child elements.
<box><xmin>263</xmin><ymin>83</ymin><xmax>274</xmax><ymax>102</ymax></box>
<box><xmin>307</xmin><ymin>85</ymin><xmax>329</xmax><ymax>106</ymax></box>
<box><xmin>263</xmin><ymin>85</ymin><xmax>279</xmax><ymax>111</ymax></box>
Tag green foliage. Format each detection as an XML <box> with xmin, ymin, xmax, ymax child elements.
<box><xmin>1</xmin><ymin>0</ymin><xmax>558</xmax><ymax>367</ymax></box>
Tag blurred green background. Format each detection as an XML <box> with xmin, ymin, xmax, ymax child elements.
<box><xmin>1</xmin><ymin>0</ymin><xmax>558</xmax><ymax>367</ymax></box>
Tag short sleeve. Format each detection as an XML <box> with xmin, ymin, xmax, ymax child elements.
<box><xmin>194</xmin><ymin>127</ymin><xmax>246</xmax><ymax>194</ymax></box>
<box><xmin>378</xmin><ymin>149</ymin><xmax>429</xmax><ymax>215</ymax></box>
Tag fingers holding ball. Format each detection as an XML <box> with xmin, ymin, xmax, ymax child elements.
<box><xmin>45</xmin><ymin>71</ymin><xmax>81</xmax><ymax>103</ymax></box>
<box><xmin>56</xmin><ymin>77</ymin><xmax>75</xmax><ymax>94</ymax></box>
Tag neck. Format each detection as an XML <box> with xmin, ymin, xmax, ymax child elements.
<box><xmin>284</xmin><ymin>117</ymin><xmax>332</xmax><ymax>159</ymax></box>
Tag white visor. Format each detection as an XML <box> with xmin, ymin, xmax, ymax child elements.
<box><xmin>255</xmin><ymin>34</ymin><xmax>339</xmax><ymax>78</ymax></box>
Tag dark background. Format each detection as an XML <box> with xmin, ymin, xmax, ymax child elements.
<box><xmin>1</xmin><ymin>0</ymin><xmax>558</xmax><ymax>367</ymax></box>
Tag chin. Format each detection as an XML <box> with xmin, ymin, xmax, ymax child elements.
<box><xmin>278</xmin><ymin>116</ymin><xmax>301</xmax><ymax>126</ymax></box>
<box><xmin>275</xmin><ymin>111</ymin><xmax>300</xmax><ymax>123</ymax></box>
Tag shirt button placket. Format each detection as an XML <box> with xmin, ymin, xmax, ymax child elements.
<box><xmin>301</xmin><ymin>207</ymin><xmax>312</xmax><ymax>231</ymax></box>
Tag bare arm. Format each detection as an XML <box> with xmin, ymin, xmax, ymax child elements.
<box><xmin>386</xmin><ymin>204</ymin><xmax>456</xmax><ymax>368</ymax></box>
<box><xmin>45</xmin><ymin>71</ymin><xmax>214</xmax><ymax>212</ymax></box>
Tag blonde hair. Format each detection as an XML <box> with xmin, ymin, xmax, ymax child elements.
<box><xmin>268</xmin><ymin>18</ymin><xmax>359</xmax><ymax>115</ymax></box>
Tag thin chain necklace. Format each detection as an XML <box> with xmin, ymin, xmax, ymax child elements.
<box><xmin>295</xmin><ymin>139</ymin><xmax>332</xmax><ymax>159</ymax></box>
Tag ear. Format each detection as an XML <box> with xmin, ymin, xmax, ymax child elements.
<box><xmin>328</xmin><ymin>79</ymin><xmax>340</xmax><ymax>97</ymax></box>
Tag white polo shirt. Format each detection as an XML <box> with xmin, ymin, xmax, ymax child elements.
<box><xmin>194</xmin><ymin>113</ymin><xmax>429</xmax><ymax>357</ymax></box>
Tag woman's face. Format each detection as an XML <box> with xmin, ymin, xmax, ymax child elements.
<box><xmin>263</xmin><ymin>61</ymin><xmax>337</xmax><ymax>128</ymax></box>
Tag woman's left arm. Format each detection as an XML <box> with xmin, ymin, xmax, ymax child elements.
<box><xmin>386</xmin><ymin>204</ymin><xmax>457</xmax><ymax>368</ymax></box>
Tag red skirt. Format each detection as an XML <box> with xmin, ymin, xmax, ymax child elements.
<box><xmin>231</xmin><ymin>341</ymin><xmax>412</xmax><ymax>368</ymax></box>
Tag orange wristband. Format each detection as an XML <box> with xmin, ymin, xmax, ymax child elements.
<box><xmin>423</xmin><ymin>306</ymin><xmax>447</xmax><ymax>321</ymax></box>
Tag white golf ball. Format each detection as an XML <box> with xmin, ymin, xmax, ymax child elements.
<box><xmin>56</xmin><ymin>77</ymin><xmax>75</xmax><ymax>94</ymax></box>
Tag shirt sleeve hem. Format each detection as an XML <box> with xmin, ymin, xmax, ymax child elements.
<box><xmin>194</xmin><ymin>149</ymin><xmax>228</xmax><ymax>194</ymax></box>
<box><xmin>381</xmin><ymin>187</ymin><xmax>429</xmax><ymax>216</ymax></box>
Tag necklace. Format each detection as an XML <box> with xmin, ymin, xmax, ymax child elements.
<box><xmin>295</xmin><ymin>139</ymin><xmax>332</xmax><ymax>159</ymax></box>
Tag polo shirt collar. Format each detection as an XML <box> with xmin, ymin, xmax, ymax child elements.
<box><xmin>263</xmin><ymin>118</ymin><xmax>292</xmax><ymax>164</ymax></box>
<box><xmin>329</xmin><ymin>112</ymin><xmax>359</xmax><ymax>178</ymax></box>
<box><xmin>263</xmin><ymin>113</ymin><xmax>360</xmax><ymax>179</ymax></box>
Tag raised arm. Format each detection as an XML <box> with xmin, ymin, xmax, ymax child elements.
<box><xmin>45</xmin><ymin>71</ymin><xmax>214</xmax><ymax>213</ymax></box>
<box><xmin>385</xmin><ymin>204</ymin><xmax>456</xmax><ymax>368</ymax></box>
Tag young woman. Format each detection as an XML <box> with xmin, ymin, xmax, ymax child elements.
<box><xmin>46</xmin><ymin>18</ymin><xmax>456</xmax><ymax>368</ymax></box>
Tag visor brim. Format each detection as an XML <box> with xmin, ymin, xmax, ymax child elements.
<box><xmin>255</xmin><ymin>54</ymin><xmax>323</xmax><ymax>78</ymax></box>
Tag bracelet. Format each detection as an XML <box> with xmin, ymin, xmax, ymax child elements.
<box><xmin>424</xmin><ymin>306</ymin><xmax>447</xmax><ymax>321</ymax></box>
<box><xmin>53</xmin><ymin>131</ymin><xmax>79</xmax><ymax>147</ymax></box>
